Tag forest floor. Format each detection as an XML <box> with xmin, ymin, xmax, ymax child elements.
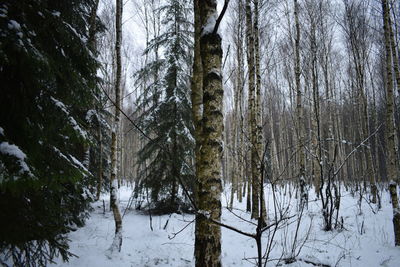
<box><xmin>53</xmin><ymin>185</ymin><xmax>400</xmax><ymax>266</ymax></box>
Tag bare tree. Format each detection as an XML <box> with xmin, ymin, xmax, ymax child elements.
<box><xmin>382</xmin><ymin>0</ymin><xmax>400</xmax><ymax>246</ymax></box>
<box><xmin>294</xmin><ymin>0</ymin><xmax>307</xmax><ymax>208</ymax></box>
<box><xmin>108</xmin><ymin>0</ymin><xmax>123</xmax><ymax>254</ymax></box>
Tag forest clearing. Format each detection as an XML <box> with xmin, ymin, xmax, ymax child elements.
<box><xmin>50</xmin><ymin>186</ymin><xmax>400</xmax><ymax>266</ymax></box>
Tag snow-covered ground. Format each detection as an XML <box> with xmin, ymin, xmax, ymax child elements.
<box><xmin>53</xmin><ymin>185</ymin><xmax>400</xmax><ymax>266</ymax></box>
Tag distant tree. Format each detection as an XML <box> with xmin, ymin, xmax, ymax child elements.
<box><xmin>342</xmin><ymin>0</ymin><xmax>377</xmax><ymax>203</ymax></box>
<box><xmin>136</xmin><ymin>0</ymin><xmax>195</xmax><ymax>214</ymax></box>
<box><xmin>294</xmin><ymin>0</ymin><xmax>307</xmax><ymax>208</ymax></box>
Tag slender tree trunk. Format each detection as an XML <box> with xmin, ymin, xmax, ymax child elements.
<box><xmin>236</xmin><ymin>0</ymin><xmax>245</xmax><ymax>203</ymax></box>
<box><xmin>294</xmin><ymin>0</ymin><xmax>306</xmax><ymax>208</ymax></box>
<box><xmin>192</xmin><ymin>0</ymin><xmax>203</xmax><ymax>199</ymax></box>
<box><xmin>230</xmin><ymin>3</ymin><xmax>245</xmax><ymax>205</ymax></box>
<box><xmin>269</xmin><ymin>106</ymin><xmax>280</xmax><ymax>180</ymax></box>
<box><xmin>388</xmin><ymin>10</ymin><xmax>400</xmax><ymax>96</ymax></box>
<box><xmin>96</xmin><ymin>125</ymin><xmax>103</xmax><ymax>200</ymax></box>
<box><xmin>245</xmin><ymin>0</ymin><xmax>259</xmax><ymax>220</ymax></box>
<box><xmin>246</xmin><ymin>176</ymin><xmax>251</xmax><ymax>212</ymax></box>
<box><xmin>194</xmin><ymin>0</ymin><xmax>225</xmax><ymax>265</ymax></box>
<box><xmin>109</xmin><ymin>0</ymin><xmax>123</xmax><ymax>254</ymax></box>
<box><xmin>253</xmin><ymin>0</ymin><xmax>266</xmax><ymax>224</ymax></box>
<box><xmin>361</xmin><ymin>85</ymin><xmax>377</xmax><ymax>203</ymax></box>
<box><xmin>192</xmin><ymin>0</ymin><xmax>204</xmax><ymax>260</ymax></box>
<box><xmin>388</xmin><ymin>11</ymin><xmax>400</xmax><ymax>176</ymax></box>
<box><xmin>382</xmin><ymin>0</ymin><xmax>400</xmax><ymax>246</ymax></box>
<box><xmin>88</xmin><ymin>0</ymin><xmax>100</xmax><ymax>50</ymax></box>
<box><xmin>310</xmin><ymin>21</ymin><xmax>321</xmax><ymax>196</ymax></box>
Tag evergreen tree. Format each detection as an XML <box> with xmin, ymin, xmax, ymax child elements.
<box><xmin>0</xmin><ymin>0</ymin><xmax>101</xmax><ymax>265</ymax></box>
<box><xmin>136</xmin><ymin>0</ymin><xmax>194</xmax><ymax>214</ymax></box>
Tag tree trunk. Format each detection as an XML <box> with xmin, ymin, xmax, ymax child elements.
<box><xmin>108</xmin><ymin>0</ymin><xmax>123</xmax><ymax>254</ymax></box>
<box><xmin>96</xmin><ymin>124</ymin><xmax>103</xmax><ymax>201</ymax></box>
<box><xmin>254</xmin><ymin>0</ymin><xmax>267</xmax><ymax>224</ymax></box>
<box><xmin>245</xmin><ymin>0</ymin><xmax>259</xmax><ymax>220</ymax></box>
<box><xmin>294</xmin><ymin>0</ymin><xmax>306</xmax><ymax>208</ymax></box>
<box><xmin>310</xmin><ymin>20</ymin><xmax>321</xmax><ymax>196</ymax></box>
<box><xmin>388</xmin><ymin>9</ymin><xmax>400</xmax><ymax>97</ymax></box>
<box><xmin>192</xmin><ymin>0</ymin><xmax>203</xmax><ymax>201</ymax></box>
<box><xmin>382</xmin><ymin>0</ymin><xmax>400</xmax><ymax>246</ymax></box>
<box><xmin>388</xmin><ymin>8</ymin><xmax>400</xmax><ymax>165</ymax></box>
<box><xmin>194</xmin><ymin>0</ymin><xmax>224</xmax><ymax>266</ymax></box>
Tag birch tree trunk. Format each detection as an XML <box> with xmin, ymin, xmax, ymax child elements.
<box><xmin>236</xmin><ymin>2</ymin><xmax>245</xmax><ymax>202</ymax></box>
<box><xmin>96</xmin><ymin>125</ymin><xmax>103</xmax><ymax>200</ymax></box>
<box><xmin>382</xmin><ymin>0</ymin><xmax>400</xmax><ymax>246</ymax></box>
<box><xmin>294</xmin><ymin>0</ymin><xmax>306</xmax><ymax>208</ymax></box>
<box><xmin>245</xmin><ymin>0</ymin><xmax>259</xmax><ymax>220</ymax></box>
<box><xmin>253</xmin><ymin>0</ymin><xmax>267</xmax><ymax>224</ymax></box>
<box><xmin>230</xmin><ymin>0</ymin><xmax>245</xmax><ymax>205</ymax></box>
<box><xmin>194</xmin><ymin>0</ymin><xmax>224</xmax><ymax>265</ymax></box>
<box><xmin>310</xmin><ymin>18</ymin><xmax>321</xmax><ymax>196</ymax></box>
<box><xmin>108</xmin><ymin>0</ymin><xmax>123</xmax><ymax>254</ymax></box>
<box><xmin>388</xmin><ymin>9</ymin><xmax>400</xmax><ymax>161</ymax></box>
<box><xmin>388</xmin><ymin>10</ymin><xmax>400</xmax><ymax>97</ymax></box>
<box><xmin>192</xmin><ymin>0</ymin><xmax>203</xmax><ymax>202</ymax></box>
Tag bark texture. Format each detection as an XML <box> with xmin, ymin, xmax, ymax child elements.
<box><xmin>194</xmin><ymin>0</ymin><xmax>224</xmax><ymax>266</ymax></box>
<box><xmin>245</xmin><ymin>0</ymin><xmax>259</xmax><ymax>220</ymax></box>
<box><xmin>253</xmin><ymin>0</ymin><xmax>267</xmax><ymax>223</ymax></box>
<box><xmin>109</xmin><ymin>0</ymin><xmax>123</xmax><ymax>253</ymax></box>
<box><xmin>191</xmin><ymin>0</ymin><xmax>203</xmax><ymax>167</ymax></box>
<box><xmin>382</xmin><ymin>0</ymin><xmax>400</xmax><ymax>246</ymax></box>
<box><xmin>388</xmin><ymin>10</ymin><xmax>400</xmax><ymax>97</ymax></box>
<box><xmin>294</xmin><ymin>0</ymin><xmax>306</xmax><ymax>208</ymax></box>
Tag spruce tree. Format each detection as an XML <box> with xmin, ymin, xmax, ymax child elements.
<box><xmin>0</xmin><ymin>0</ymin><xmax>101</xmax><ymax>265</ymax></box>
<box><xmin>136</xmin><ymin>0</ymin><xmax>194</xmax><ymax>214</ymax></box>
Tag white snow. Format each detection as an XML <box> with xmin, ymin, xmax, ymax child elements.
<box><xmin>69</xmin><ymin>154</ymin><xmax>88</xmax><ymax>173</ymax></box>
<box><xmin>69</xmin><ymin>116</ymin><xmax>88</xmax><ymax>139</ymax></box>
<box><xmin>52</xmin><ymin>11</ymin><xmax>61</xmax><ymax>17</ymax></box>
<box><xmin>0</xmin><ymin>7</ymin><xmax>7</xmax><ymax>18</ymax></box>
<box><xmin>51</xmin><ymin>96</ymin><xmax>88</xmax><ymax>139</ymax></box>
<box><xmin>0</xmin><ymin>127</ymin><xmax>4</xmax><ymax>136</ymax></box>
<box><xmin>7</xmin><ymin>20</ymin><xmax>21</xmax><ymax>31</ymax></box>
<box><xmin>53</xmin><ymin>146</ymin><xmax>70</xmax><ymax>163</ymax></box>
<box><xmin>0</xmin><ymin>6</ymin><xmax>7</xmax><ymax>14</ymax></box>
<box><xmin>86</xmin><ymin>109</ymin><xmax>96</xmax><ymax>122</ymax></box>
<box><xmin>201</xmin><ymin>12</ymin><xmax>219</xmax><ymax>37</ymax></box>
<box><xmin>63</xmin><ymin>21</ymin><xmax>87</xmax><ymax>43</ymax></box>
<box><xmin>53</xmin><ymin>147</ymin><xmax>87</xmax><ymax>173</ymax></box>
<box><xmin>49</xmin><ymin>185</ymin><xmax>400</xmax><ymax>267</ymax></box>
<box><xmin>51</xmin><ymin>96</ymin><xmax>68</xmax><ymax>113</ymax></box>
<box><xmin>208</xmin><ymin>67</ymin><xmax>222</xmax><ymax>78</ymax></box>
<box><xmin>0</xmin><ymin>141</ymin><xmax>32</xmax><ymax>176</ymax></box>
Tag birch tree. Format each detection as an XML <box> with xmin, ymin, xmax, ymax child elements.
<box><xmin>194</xmin><ymin>0</ymin><xmax>227</xmax><ymax>265</ymax></box>
<box><xmin>245</xmin><ymin>0</ymin><xmax>260</xmax><ymax>220</ymax></box>
<box><xmin>382</xmin><ymin>0</ymin><xmax>400</xmax><ymax>246</ymax></box>
<box><xmin>108</xmin><ymin>0</ymin><xmax>123</xmax><ymax>254</ymax></box>
<box><xmin>294</xmin><ymin>0</ymin><xmax>306</xmax><ymax>208</ymax></box>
